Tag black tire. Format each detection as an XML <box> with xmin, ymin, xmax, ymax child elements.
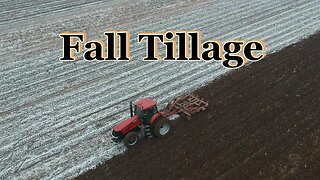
<box><xmin>123</xmin><ymin>131</ymin><xmax>139</xmax><ymax>147</ymax></box>
<box><xmin>153</xmin><ymin>117</ymin><xmax>171</xmax><ymax>137</ymax></box>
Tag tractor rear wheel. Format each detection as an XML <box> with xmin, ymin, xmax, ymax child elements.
<box><xmin>123</xmin><ymin>131</ymin><xmax>139</xmax><ymax>147</ymax></box>
<box><xmin>153</xmin><ymin>117</ymin><xmax>171</xmax><ymax>137</ymax></box>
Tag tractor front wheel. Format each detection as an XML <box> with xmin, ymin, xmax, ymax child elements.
<box><xmin>123</xmin><ymin>131</ymin><xmax>139</xmax><ymax>147</ymax></box>
<box><xmin>153</xmin><ymin>117</ymin><xmax>171</xmax><ymax>137</ymax></box>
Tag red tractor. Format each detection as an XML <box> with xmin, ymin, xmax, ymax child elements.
<box><xmin>112</xmin><ymin>94</ymin><xmax>208</xmax><ymax>147</ymax></box>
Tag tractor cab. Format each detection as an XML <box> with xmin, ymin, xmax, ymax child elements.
<box><xmin>133</xmin><ymin>98</ymin><xmax>158</xmax><ymax>125</ymax></box>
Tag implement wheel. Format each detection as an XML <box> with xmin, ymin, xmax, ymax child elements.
<box><xmin>153</xmin><ymin>117</ymin><xmax>171</xmax><ymax>137</ymax></box>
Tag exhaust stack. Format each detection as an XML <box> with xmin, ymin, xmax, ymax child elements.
<box><xmin>130</xmin><ymin>101</ymin><xmax>133</xmax><ymax>117</ymax></box>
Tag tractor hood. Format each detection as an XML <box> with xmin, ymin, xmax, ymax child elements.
<box><xmin>113</xmin><ymin>115</ymin><xmax>140</xmax><ymax>132</ymax></box>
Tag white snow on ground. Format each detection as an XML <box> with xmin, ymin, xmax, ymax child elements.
<box><xmin>0</xmin><ymin>0</ymin><xmax>319</xmax><ymax>179</ymax></box>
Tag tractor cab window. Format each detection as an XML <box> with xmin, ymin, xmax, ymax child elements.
<box><xmin>149</xmin><ymin>105</ymin><xmax>158</xmax><ymax>114</ymax></box>
<box><xmin>153</xmin><ymin>106</ymin><xmax>158</xmax><ymax>114</ymax></box>
<box><xmin>134</xmin><ymin>105</ymin><xmax>144</xmax><ymax>118</ymax></box>
<box><xmin>144</xmin><ymin>105</ymin><xmax>157</xmax><ymax>124</ymax></box>
<box><xmin>145</xmin><ymin>108</ymin><xmax>154</xmax><ymax>118</ymax></box>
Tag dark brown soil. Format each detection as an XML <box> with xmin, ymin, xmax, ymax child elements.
<box><xmin>76</xmin><ymin>33</ymin><xmax>320</xmax><ymax>180</ymax></box>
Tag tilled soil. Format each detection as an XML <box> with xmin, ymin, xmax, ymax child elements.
<box><xmin>76</xmin><ymin>33</ymin><xmax>320</xmax><ymax>180</ymax></box>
